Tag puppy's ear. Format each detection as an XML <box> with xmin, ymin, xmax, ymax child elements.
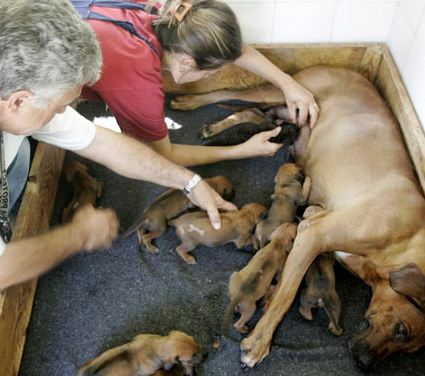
<box><xmin>390</xmin><ymin>263</ymin><xmax>425</xmax><ymax>311</ymax></box>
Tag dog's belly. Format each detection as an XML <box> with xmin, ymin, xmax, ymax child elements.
<box><xmin>294</xmin><ymin>67</ymin><xmax>420</xmax><ymax>212</ymax></box>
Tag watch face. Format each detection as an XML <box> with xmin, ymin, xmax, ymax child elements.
<box><xmin>0</xmin><ymin>215</ymin><xmax>12</xmax><ymax>243</ymax></box>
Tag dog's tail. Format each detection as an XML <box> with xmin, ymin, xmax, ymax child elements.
<box><xmin>77</xmin><ymin>344</ymin><xmax>131</xmax><ymax>376</ymax></box>
<box><xmin>120</xmin><ymin>214</ymin><xmax>147</xmax><ymax>238</ymax></box>
<box><xmin>223</xmin><ymin>297</ymin><xmax>239</xmax><ymax>338</ymax></box>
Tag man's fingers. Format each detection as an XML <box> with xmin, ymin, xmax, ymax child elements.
<box><xmin>219</xmin><ymin>199</ymin><xmax>237</xmax><ymax>211</ymax></box>
<box><xmin>207</xmin><ymin>206</ymin><xmax>221</xmax><ymax>230</ymax></box>
<box><xmin>262</xmin><ymin>126</ymin><xmax>281</xmax><ymax>139</ymax></box>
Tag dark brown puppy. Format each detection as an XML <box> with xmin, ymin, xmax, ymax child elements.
<box><xmin>62</xmin><ymin>160</ymin><xmax>103</xmax><ymax>222</ymax></box>
<box><xmin>123</xmin><ymin>176</ymin><xmax>234</xmax><ymax>253</ymax></box>
<box><xmin>225</xmin><ymin>223</ymin><xmax>297</xmax><ymax>334</ymax></box>
<box><xmin>169</xmin><ymin>203</ymin><xmax>267</xmax><ymax>264</ymax></box>
<box><xmin>77</xmin><ymin>331</ymin><xmax>204</xmax><ymax>376</ymax></box>
<box><xmin>255</xmin><ymin>163</ymin><xmax>311</xmax><ymax>248</ymax></box>
<box><xmin>299</xmin><ymin>253</ymin><xmax>342</xmax><ymax>336</ymax></box>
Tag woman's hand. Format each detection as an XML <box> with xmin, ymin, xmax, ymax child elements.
<box><xmin>239</xmin><ymin>127</ymin><xmax>283</xmax><ymax>158</ymax></box>
<box><xmin>281</xmin><ymin>78</ymin><xmax>319</xmax><ymax>128</ymax></box>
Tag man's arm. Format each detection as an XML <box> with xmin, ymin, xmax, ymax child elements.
<box><xmin>76</xmin><ymin>126</ymin><xmax>236</xmax><ymax>228</ymax></box>
<box><xmin>234</xmin><ymin>45</ymin><xmax>319</xmax><ymax>127</ymax></box>
<box><xmin>0</xmin><ymin>205</ymin><xmax>118</xmax><ymax>290</ymax></box>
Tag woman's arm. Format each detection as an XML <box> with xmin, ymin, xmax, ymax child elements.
<box><xmin>234</xmin><ymin>45</ymin><xmax>319</xmax><ymax>127</ymax></box>
<box><xmin>149</xmin><ymin>130</ymin><xmax>282</xmax><ymax>167</ymax></box>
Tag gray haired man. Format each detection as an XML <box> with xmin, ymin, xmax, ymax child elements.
<box><xmin>0</xmin><ymin>0</ymin><xmax>235</xmax><ymax>290</ymax></box>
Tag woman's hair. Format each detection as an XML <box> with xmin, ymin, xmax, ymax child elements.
<box><xmin>0</xmin><ymin>0</ymin><xmax>102</xmax><ymax>107</ymax></box>
<box><xmin>151</xmin><ymin>0</ymin><xmax>243</xmax><ymax>70</ymax></box>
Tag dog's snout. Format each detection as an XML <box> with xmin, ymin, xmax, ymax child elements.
<box><xmin>223</xmin><ymin>188</ymin><xmax>235</xmax><ymax>201</ymax></box>
<box><xmin>350</xmin><ymin>340</ymin><xmax>376</xmax><ymax>371</ymax></box>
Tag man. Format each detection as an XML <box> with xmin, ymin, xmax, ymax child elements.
<box><xmin>0</xmin><ymin>0</ymin><xmax>234</xmax><ymax>290</ymax></box>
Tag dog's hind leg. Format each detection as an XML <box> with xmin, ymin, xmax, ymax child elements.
<box><xmin>235</xmin><ymin>301</ymin><xmax>257</xmax><ymax>333</ymax></box>
<box><xmin>201</xmin><ymin>108</ymin><xmax>265</xmax><ymax>139</ymax></box>
<box><xmin>171</xmin><ymin>84</ymin><xmax>285</xmax><ymax>111</ymax></box>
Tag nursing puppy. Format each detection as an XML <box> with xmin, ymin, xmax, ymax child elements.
<box><xmin>169</xmin><ymin>203</ymin><xmax>267</xmax><ymax>264</ymax></box>
<box><xmin>255</xmin><ymin>163</ymin><xmax>311</xmax><ymax>248</ymax></box>
<box><xmin>224</xmin><ymin>223</ymin><xmax>297</xmax><ymax>334</ymax></box>
<box><xmin>123</xmin><ymin>176</ymin><xmax>234</xmax><ymax>253</ymax></box>
<box><xmin>62</xmin><ymin>160</ymin><xmax>103</xmax><ymax>222</ymax></box>
<box><xmin>77</xmin><ymin>331</ymin><xmax>204</xmax><ymax>376</ymax></box>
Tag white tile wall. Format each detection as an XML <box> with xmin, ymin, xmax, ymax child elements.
<box><xmin>224</xmin><ymin>0</ymin><xmax>425</xmax><ymax>128</ymax></box>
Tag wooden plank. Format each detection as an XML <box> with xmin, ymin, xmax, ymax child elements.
<box><xmin>359</xmin><ymin>44</ymin><xmax>384</xmax><ymax>82</ymax></box>
<box><xmin>375</xmin><ymin>45</ymin><xmax>425</xmax><ymax>193</ymax></box>
<box><xmin>0</xmin><ymin>143</ymin><xmax>65</xmax><ymax>376</ymax></box>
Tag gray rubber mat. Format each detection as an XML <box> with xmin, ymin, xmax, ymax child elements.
<box><xmin>19</xmin><ymin>100</ymin><xmax>425</xmax><ymax>375</ymax></box>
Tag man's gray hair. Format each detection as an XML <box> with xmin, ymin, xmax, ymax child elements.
<box><xmin>0</xmin><ymin>0</ymin><xmax>102</xmax><ymax>106</ymax></box>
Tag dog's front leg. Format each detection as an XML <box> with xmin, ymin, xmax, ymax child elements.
<box><xmin>240</xmin><ymin>228</ymin><xmax>322</xmax><ymax>367</ymax></box>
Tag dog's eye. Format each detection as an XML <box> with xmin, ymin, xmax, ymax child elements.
<box><xmin>394</xmin><ymin>322</ymin><xmax>409</xmax><ymax>341</ymax></box>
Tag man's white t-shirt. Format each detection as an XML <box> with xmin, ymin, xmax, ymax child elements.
<box><xmin>0</xmin><ymin>106</ymin><xmax>96</xmax><ymax>256</ymax></box>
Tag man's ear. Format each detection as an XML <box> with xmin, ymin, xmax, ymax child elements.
<box><xmin>390</xmin><ymin>263</ymin><xmax>425</xmax><ymax>311</ymax></box>
<box><xmin>5</xmin><ymin>91</ymin><xmax>32</xmax><ymax>111</ymax></box>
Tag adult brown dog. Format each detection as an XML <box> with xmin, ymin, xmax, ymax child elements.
<box><xmin>77</xmin><ymin>330</ymin><xmax>205</xmax><ymax>376</ymax></box>
<box><xmin>62</xmin><ymin>160</ymin><xmax>104</xmax><ymax>222</ymax></box>
<box><xmin>169</xmin><ymin>203</ymin><xmax>267</xmax><ymax>264</ymax></box>
<box><xmin>225</xmin><ymin>223</ymin><xmax>297</xmax><ymax>334</ymax></box>
<box><xmin>123</xmin><ymin>175</ymin><xmax>234</xmax><ymax>253</ymax></box>
<box><xmin>171</xmin><ymin>66</ymin><xmax>425</xmax><ymax>369</ymax></box>
<box><xmin>255</xmin><ymin>163</ymin><xmax>310</xmax><ymax>248</ymax></box>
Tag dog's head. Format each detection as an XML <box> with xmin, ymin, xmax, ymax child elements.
<box><xmin>349</xmin><ymin>262</ymin><xmax>425</xmax><ymax>370</ymax></box>
<box><xmin>241</xmin><ymin>203</ymin><xmax>268</xmax><ymax>224</ymax></box>
<box><xmin>274</xmin><ymin>163</ymin><xmax>304</xmax><ymax>188</ymax></box>
<box><xmin>163</xmin><ymin>331</ymin><xmax>206</xmax><ymax>373</ymax></box>
<box><xmin>205</xmin><ymin>175</ymin><xmax>235</xmax><ymax>201</ymax></box>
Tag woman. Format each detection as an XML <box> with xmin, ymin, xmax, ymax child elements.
<box><xmin>81</xmin><ymin>0</ymin><xmax>319</xmax><ymax>166</ymax></box>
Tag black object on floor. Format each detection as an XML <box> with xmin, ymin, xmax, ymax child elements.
<box><xmin>20</xmin><ymin>100</ymin><xmax>425</xmax><ymax>376</ymax></box>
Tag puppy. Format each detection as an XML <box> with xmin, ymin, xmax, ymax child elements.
<box><xmin>77</xmin><ymin>330</ymin><xmax>205</xmax><ymax>376</ymax></box>
<box><xmin>123</xmin><ymin>176</ymin><xmax>234</xmax><ymax>253</ymax></box>
<box><xmin>255</xmin><ymin>163</ymin><xmax>311</xmax><ymax>248</ymax></box>
<box><xmin>299</xmin><ymin>253</ymin><xmax>343</xmax><ymax>336</ymax></box>
<box><xmin>169</xmin><ymin>203</ymin><xmax>267</xmax><ymax>264</ymax></box>
<box><xmin>62</xmin><ymin>160</ymin><xmax>103</xmax><ymax>222</ymax></box>
<box><xmin>224</xmin><ymin>223</ymin><xmax>297</xmax><ymax>334</ymax></box>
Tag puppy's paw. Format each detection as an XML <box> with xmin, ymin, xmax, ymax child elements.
<box><xmin>240</xmin><ymin>334</ymin><xmax>271</xmax><ymax>368</ymax></box>
<box><xmin>170</xmin><ymin>95</ymin><xmax>204</xmax><ymax>111</ymax></box>
<box><xmin>201</xmin><ymin>124</ymin><xmax>215</xmax><ymax>139</ymax></box>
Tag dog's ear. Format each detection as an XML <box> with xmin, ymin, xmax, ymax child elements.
<box><xmin>390</xmin><ymin>263</ymin><xmax>425</xmax><ymax>311</ymax></box>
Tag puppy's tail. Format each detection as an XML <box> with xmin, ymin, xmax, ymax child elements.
<box><xmin>223</xmin><ymin>297</ymin><xmax>239</xmax><ymax>338</ymax></box>
<box><xmin>120</xmin><ymin>215</ymin><xmax>147</xmax><ymax>238</ymax></box>
<box><xmin>77</xmin><ymin>345</ymin><xmax>131</xmax><ymax>376</ymax></box>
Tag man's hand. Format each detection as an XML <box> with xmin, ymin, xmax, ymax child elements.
<box><xmin>71</xmin><ymin>205</ymin><xmax>119</xmax><ymax>251</ymax></box>
<box><xmin>187</xmin><ymin>181</ymin><xmax>237</xmax><ymax>230</ymax></box>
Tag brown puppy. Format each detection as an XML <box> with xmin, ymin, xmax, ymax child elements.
<box><xmin>299</xmin><ymin>253</ymin><xmax>342</xmax><ymax>336</ymax></box>
<box><xmin>123</xmin><ymin>176</ymin><xmax>234</xmax><ymax>253</ymax></box>
<box><xmin>225</xmin><ymin>223</ymin><xmax>297</xmax><ymax>334</ymax></box>
<box><xmin>62</xmin><ymin>160</ymin><xmax>103</xmax><ymax>222</ymax></box>
<box><xmin>169</xmin><ymin>203</ymin><xmax>267</xmax><ymax>264</ymax></box>
<box><xmin>255</xmin><ymin>163</ymin><xmax>311</xmax><ymax>248</ymax></box>
<box><xmin>77</xmin><ymin>330</ymin><xmax>204</xmax><ymax>376</ymax></box>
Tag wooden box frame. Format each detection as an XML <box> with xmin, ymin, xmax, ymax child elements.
<box><xmin>0</xmin><ymin>43</ymin><xmax>423</xmax><ymax>375</ymax></box>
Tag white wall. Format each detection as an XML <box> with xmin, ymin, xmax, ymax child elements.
<box><xmin>225</xmin><ymin>0</ymin><xmax>425</xmax><ymax>128</ymax></box>
<box><xmin>387</xmin><ymin>0</ymin><xmax>425</xmax><ymax>126</ymax></box>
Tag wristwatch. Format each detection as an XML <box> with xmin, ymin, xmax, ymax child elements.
<box><xmin>182</xmin><ymin>174</ymin><xmax>202</xmax><ymax>195</ymax></box>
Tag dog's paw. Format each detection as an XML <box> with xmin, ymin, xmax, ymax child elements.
<box><xmin>146</xmin><ymin>245</ymin><xmax>159</xmax><ymax>254</ymax></box>
<box><xmin>170</xmin><ymin>95</ymin><xmax>204</xmax><ymax>111</ymax></box>
<box><xmin>201</xmin><ymin>124</ymin><xmax>215</xmax><ymax>139</ymax></box>
<box><xmin>240</xmin><ymin>334</ymin><xmax>271</xmax><ymax>368</ymax></box>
